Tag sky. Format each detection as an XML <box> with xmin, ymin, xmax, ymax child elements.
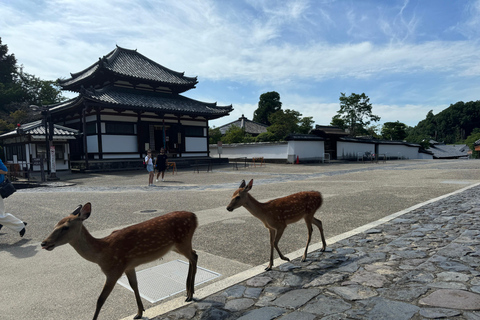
<box><xmin>1</xmin><ymin>0</ymin><xmax>479</xmax><ymax>130</ymax></box>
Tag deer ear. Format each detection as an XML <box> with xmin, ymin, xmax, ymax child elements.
<box><xmin>245</xmin><ymin>179</ymin><xmax>253</xmax><ymax>191</ymax></box>
<box><xmin>239</xmin><ymin>180</ymin><xmax>246</xmax><ymax>188</ymax></box>
<box><xmin>79</xmin><ymin>202</ymin><xmax>92</xmax><ymax>221</ymax></box>
<box><xmin>72</xmin><ymin>205</ymin><xmax>82</xmax><ymax>216</ymax></box>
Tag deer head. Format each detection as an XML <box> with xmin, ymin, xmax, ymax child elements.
<box><xmin>227</xmin><ymin>179</ymin><xmax>253</xmax><ymax>212</ymax></box>
<box><xmin>41</xmin><ymin>203</ymin><xmax>92</xmax><ymax>251</ymax></box>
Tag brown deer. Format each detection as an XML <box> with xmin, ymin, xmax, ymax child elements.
<box><xmin>227</xmin><ymin>179</ymin><xmax>326</xmax><ymax>271</ymax></box>
<box><xmin>41</xmin><ymin>203</ymin><xmax>198</xmax><ymax>320</ymax></box>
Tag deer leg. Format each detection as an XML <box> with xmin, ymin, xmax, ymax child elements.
<box><xmin>273</xmin><ymin>226</ymin><xmax>289</xmax><ymax>262</ymax></box>
<box><xmin>266</xmin><ymin>228</ymin><xmax>276</xmax><ymax>271</ymax></box>
<box><xmin>185</xmin><ymin>250</ymin><xmax>198</xmax><ymax>302</ymax></box>
<box><xmin>302</xmin><ymin>221</ymin><xmax>314</xmax><ymax>262</ymax></box>
<box><xmin>175</xmin><ymin>242</ymin><xmax>198</xmax><ymax>302</ymax></box>
<box><xmin>125</xmin><ymin>269</ymin><xmax>144</xmax><ymax>319</ymax></box>
<box><xmin>312</xmin><ymin>218</ymin><xmax>327</xmax><ymax>251</ymax></box>
<box><xmin>93</xmin><ymin>273</ymin><xmax>122</xmax><ymax>320</ymax></box>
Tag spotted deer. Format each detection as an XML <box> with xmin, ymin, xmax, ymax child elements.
<box><xmin>41</xmin><ymin>203</ymin><xmax>198</xmax><ymax>320</ymax></box>
<box><xmin>227</xmin><ymin>179</ymin><xmax>326</xmax><ymax>271</ymax></box>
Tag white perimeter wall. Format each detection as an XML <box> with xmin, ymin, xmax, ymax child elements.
<box><xmin>378</xmin><ymin>144</ymin><xmax>420</xmax><ymax>159</ymax></box>
<box><xmin>210</xmin><ymin>140</ymin><xmax>324</xmax><ymax>161</ymax></box>
<box><xmin>337</xmin><ymin>141</ymin><xmax>375</xmax><ymax>160</ymax></box>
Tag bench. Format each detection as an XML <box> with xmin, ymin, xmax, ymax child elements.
<box><xmin>231</xmin><ymin>157</ymin><xmax>248</xmax><ymax>170</ymax></box>
<box><xmin>193</xmin><ymin>160</ymin><xmax>212</xmax><ymax>173</ymax></box>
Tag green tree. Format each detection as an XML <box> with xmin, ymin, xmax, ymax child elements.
<box><xmin>257</xmin><ymin>109</ymin><xmax>314</xmax><ymax>141</ymax></box>
<box><xmin>336</xmin><ymin>92</ymin><xmax>380</xmax><ymax>137</ymax></box>
<box><xmin>465</xmin><ymin>128</ymin><xmax>480</xmax><ymax>159</ymax></box>
<box><xmin>381</xmin><ymin>121</ymin><xmax>407</xmax><ymax>140</ymax></box>
<box><xmin>208</xmin><ymin>127</ymin><xmax>222</xmax><ymax>144</ymax></box>
<box><xmin>0</xmin><ymin>37</ymin><xmax>66</xmax><ymax>133</ymax></box>
<box><xmin>330</xmin><ymin>115</ymin><xmax>346</xmax><ymax>130</ymax></box>
<box><xmin>253</xmin><ymin>91</ymin><xmax>282</xmax><ymax>126</ymax></box>
<box><xmin>222</xmin><ymin>125</ymin><xmax>245</xmax><ymax>144</ymax></box>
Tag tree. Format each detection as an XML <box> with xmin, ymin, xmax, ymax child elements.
<box><xmin>464</xmin><ymin>128</ymin><xmax>480</xmax><ymax>159</ymax></box>
<box><xmin>381</xmin><ymin>121</ymin><xmax>407</xmax><ymax>141</ymax></box>
<box><xmin>208</xmin><ymin>127</ymin><xmax>222</xmax><ymax>144</ymax></box>
<box><xmin>222</xmin><ymin>125</ymin><xmax>246</xmax><ymax>144</ymax></box>
<box><xmin>336</xmin><ymin>92</ymin><xmax>380</xmax><ymax>137</ymax></box>
<box><xmin>253</xmin><ymin>91</ymin><xmax>282</xmax><ymax>126</ymax></box>
<box><xmin>0</xmin><ymin>37</ymin><xmax>67</xmax><ymax>134</ymax></box>
<box><xmin>257</xmin><ymin>109</ymin><xmax>314</xmax><ymax>142</ymax></box>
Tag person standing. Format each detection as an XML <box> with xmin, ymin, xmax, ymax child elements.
<box><xmin>155</xmin><ymin>148</ymin><xmax>168</xmax><ymax>182</ymax></box>
<box><xmin>0</xmin><ymin>159</ymin><xmax>27</xmax><ymax>237</ymax></box>
<box><xmin>145</xmin><ymin>150</ymin><xmax>154</xmax><ymax>186</ymax></box>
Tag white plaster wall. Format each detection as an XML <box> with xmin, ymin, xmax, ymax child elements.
<box><xmin>337</xmin><ymin>141</ymin><xmax>375</xmax><ymax>160</ymax></box>
<box><xmin>378</xmin><ymin>144</ymin><xmax>420</xmax><ymax>159</ymax></box>
<box><xmin>186</xmin><ymin>137</ymin><xmax>207</xmax><ymax>152</ymax></box>
<box><xmin>287</xmin><ymin>141</ymin><xmax>324</xmax><ymax>161</ymax></box>
<box><xmin>210</xmin><ymin>142</ymin><xmax>288</xmax><ymax>159</ymax></box>
<box><xmin>87</xmin><ymin>136</ymin><xmax>99</xmax><ymax>153</ymax></box>
<box><xmin>101</xmin><ymin>135</ymin><xmax>137</xmax><ymax>152</ymax></box>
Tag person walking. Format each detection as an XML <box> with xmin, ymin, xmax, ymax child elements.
<box><xmin>0</xmin><ymin>159</ymin><xmax>27</xmax><ymax>237</ymax></box>
<box><xmin>155</xmin><ymin>148</ymin><xmax>168</xmax><ymax>182</ymax></box>
<box><xmin>145</xmin><ymin>150</ymin><xmax>154</xmax><ymax>186</ymax></box>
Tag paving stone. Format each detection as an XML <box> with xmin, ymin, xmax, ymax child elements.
<box><xmin>224</xmin><ymin>298</ymin><xmax>255</xmax><ymax>312</ymax></box>
<box><xmin>236</xmin><ymin>307</ymin><xmax>285</xmax><ymax>320</ymax></box>
<box><xmin>301</xmin><ymin>295</ymin><xmax>351</xmax><ymax>316</ymax></box>
<box><xmin>278</xmin><ymin>311</ymin><xmax>316</xmax><ymax>320</ymax></box>
<box><xmin>379</xmin><ymin>285</ymin><xmax>428</xmax><ymax>302</ymax></box>
<box><xmin>436</xmin><ymin>271</ymin><xmax>470</xmax><ymax>282</ymax></box>
<box><xmin>350</xmin><ymin>269</ymin><xmax>388</xmax><ymax>288</ymax></box>
<box><xmin>271</xmin><ymin>288</ymin><xmax>320</xmax><ymax>309</ymax></box>
<box><xmin>328</xmin><ymin>285</ymin><xmax>377</xmax><ymax>301</ymax></box>
<box><xmin>198</xmin><ymin>308</ymin><xmax>230</xmax><ymax>320</ymax></box>
<box><xmin>365</xmin><ymin>297</ymin><xmax>420</xmax><ymax>320</ymax></box>
<box><xmin>419</xmin><ymin>289</ymin><xmax>480</xmax><ymax>310</ymax></box>
<box><xmin>246</xmin><ymin>276</ymin><xmax>272</xmax><ymax>287</ymax></box>
<box><xmin>303</xmin><ymin>273</ymin><xmax>346</xmax><ymax>287</ymax></box>
<box><xmin>419</xmin><ymin>308</ymin><xmax>462</xmax><ymax>318</ymax></box>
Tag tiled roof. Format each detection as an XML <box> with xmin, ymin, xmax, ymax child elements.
<box><xmin>428</xmin><ymin>144</ymin><xmax>469</xmax><ymax>159</ymax></box>
<box><xmin>52</xmin><ymin>86</ymin><xmax>233</xmax><ymax>119</ymax></box>
<box><xmin>0</xmin><ymin>120</ymin><xmax>79</xmax><ymax>139</ymax></box>
<box><xmin>218</xmin><ymin>115</ymin><xmax>267</xmax><ymax>135</ymax></box>
<box><xmin>59</xmin><ymin>46</ymin><xmax>198</xmax><ymax>90</ymax></box>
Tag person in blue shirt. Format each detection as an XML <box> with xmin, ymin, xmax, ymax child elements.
<box><xmin>0</xmin><ymin>159</ymin><xmax>26</xmax><ymax>237</ymax></box>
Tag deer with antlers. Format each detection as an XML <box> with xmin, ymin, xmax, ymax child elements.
<box><xmin>227</xmin><ymin>179</ymin><xmax>326</xmax><ymax>271</ymax></box>
<box><xmin>41</xmin><ymin>203</ymin><xmax>198</xmax><ymax>320</ymax></box>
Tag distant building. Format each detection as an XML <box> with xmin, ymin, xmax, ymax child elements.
<box><xmin>217</xmin><ymin>115</ymin><xmax>268</xmax><ymax>136</ymax></box>
<box><xmin>45</xmin><ymin>46</ymin><xmax>233</xmax><ymax>171</ymax></box>
<box><xmin>427</xmin><ymin>140</ymin><xmax>469</xmax><ymax>159</ymax></box>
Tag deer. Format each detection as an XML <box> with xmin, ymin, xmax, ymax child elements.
<box><xmin>41</xmin><ymin>203</ymin><xmax>198</xmax><ymax>320</ymax></box>
<box><xmin>226</xmin><ymin>179</ymin><xmax>326</xmax><ymax>271</ymax></box>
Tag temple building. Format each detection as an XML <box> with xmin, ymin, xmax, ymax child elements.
<box><xmin>48</xmin><ymin>46</ymin><xmax>233</xmax><ymax>171</ymax></box>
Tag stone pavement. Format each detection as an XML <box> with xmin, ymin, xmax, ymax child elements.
<box><xmin>152</xmin><ymin>184</ymin><xmax>480</xmax><ymax>320</ymax></box>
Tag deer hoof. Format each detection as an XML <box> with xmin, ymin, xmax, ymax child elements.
<box><xmin>281</xmin><ymin>257</ymin><xmax>290</xmax><ymax>261</ymax></box>
<box><xmin>133</xmin><ymin>313</ymin><xmax>143</xmax><ymax>319</ymax></box>
<box><xmin>185</xmin><ymin>296</ymin><xmax>193</xmax><ymax>302</ymax></box>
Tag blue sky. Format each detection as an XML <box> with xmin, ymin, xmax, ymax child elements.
<box><xmin>1</xmin><ymin>0</ymin><xmax>479</xmax><ymax>130</ymax></box>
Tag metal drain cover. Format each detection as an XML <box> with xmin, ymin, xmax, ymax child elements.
<box><xmin>117</xmin><ymin>260</ymin><xmax>220</xmax><ymax>303</ymax></box>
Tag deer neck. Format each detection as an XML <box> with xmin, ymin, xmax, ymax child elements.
<box><xmin>69</xmin><ymin>226</ymin><xmax>105</xmax><ymax>264</ymax></box>
<box><xmin>244</xmin><ymin>193</ymin><xmax>269</xmax><ymax>219</ymax></box>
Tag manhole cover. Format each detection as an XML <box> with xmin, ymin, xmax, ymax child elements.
<box><xmin>117</xmin><ymin>260</ymin><xmax>220</xmax><ymax>303</ymax></box>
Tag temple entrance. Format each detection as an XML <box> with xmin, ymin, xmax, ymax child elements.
<box><xmin>154</xmin><ymin>124</ymin><xmax>181</xmax><ymax>157</ymax></box>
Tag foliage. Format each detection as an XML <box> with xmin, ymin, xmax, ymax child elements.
<box><xmin>381</xmin><ymin>121</ymin><xmax>408</xmax><ymax>141</ymax></box>
<box><xmin>464</xmin><ymin>128</ymin><xmax>480</xmax><ymax>159</ymax></box>
<box><xmin>335</xmin><ymin>92</ymin><xmax>380</xmax><ymax>137</ymax></box>
<box><xmin>253</xmin><ymin>91</ymin><xmax>282</xmax><ymax>126</ymax></box>
<box><xmin>0</xmin><ymin>37</ymin><xmax>66</xmax><ymax>134</ymax></box>
<box><xmin>330</xmin><ymin>115</ymin><xmax>346</xmax><ymax>130</ymax></box>
<box><xmin>222</xmin><ymin>125</ymin><xmax>246</xmax><ymax>144</ymax></box>
<box><xmin>255</xmin><ymin>109</ymin><xmax>314</xmax><ymax>142</ymax></box>
<box><xmin>406</xmin><ymin>101</ymin><xmax>480</xmax><ymax>144</ymax></box>
<box><xmin>208</xmin><ymin>127</ymin><xmax>222</xmax><ymax>144</ymax></box>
